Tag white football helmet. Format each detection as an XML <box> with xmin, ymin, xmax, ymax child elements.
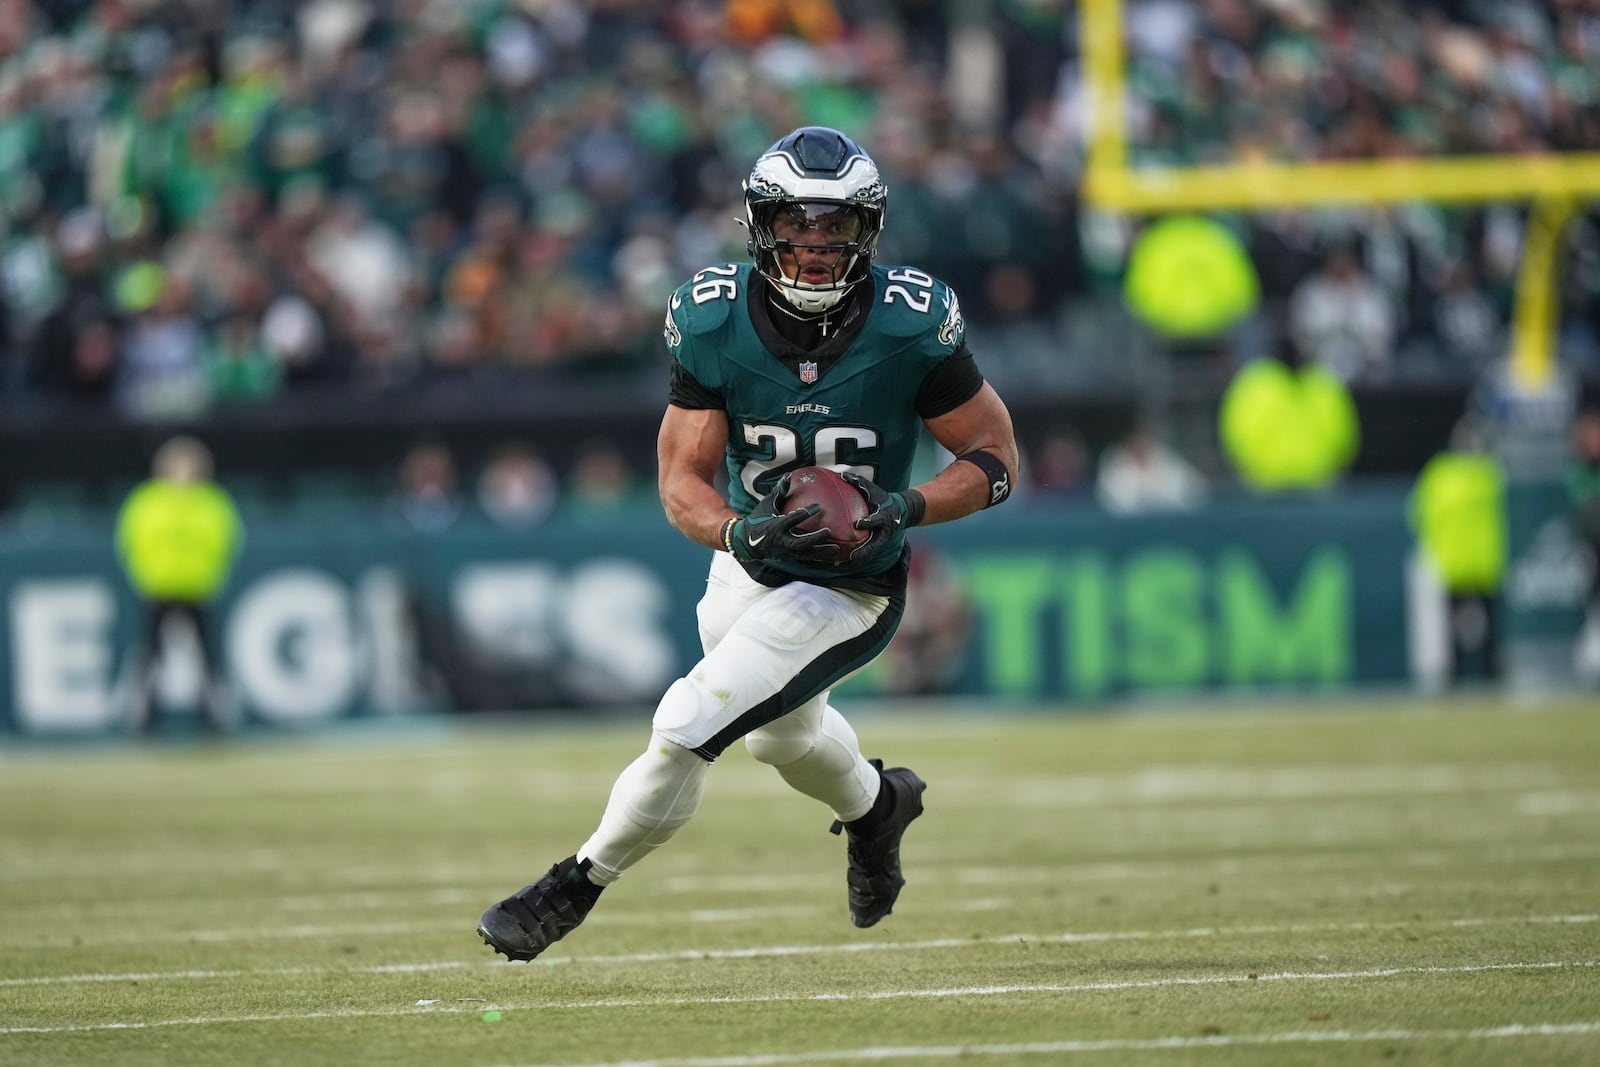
<box><xmin>742</xmin><ymin>126</ymin><xmax>887</xmax><ymax>314</ymax></box>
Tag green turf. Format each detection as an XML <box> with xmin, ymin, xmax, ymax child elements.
<box><xmin>2</xmin><ymin>694</ymin><xmax>1598</xmax><ymax>1066</ymax></box>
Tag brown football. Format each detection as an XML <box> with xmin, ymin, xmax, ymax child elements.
<box><xmin>783</xmin><ymin>466</ymin><xmax>871</xmax><ymax>551</ymax></box>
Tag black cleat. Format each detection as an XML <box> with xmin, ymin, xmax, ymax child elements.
<box><xmin>477</xmin><ymin>855</ymin><xmax>603</xmax><ymax>961</ymax></box>
<box><xmin>829</xmin><ymin>759</ymin><xmax>927</xmax><ymax>928</ymax></box>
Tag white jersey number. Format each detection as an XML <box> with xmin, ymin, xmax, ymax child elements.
<box><xmin>883</xmin><ymin>267</ymin><xmax>935</xmax><ymax>314</ymax></box>
<box><xmin>690</xmin><ymin>263</ymin><xmax>741</xmax><ymax>305</ymax></box>
<box><xmin>739</xmin><ymin>424</ymin><xmax>879</xmax><ymax>500</ymax></box>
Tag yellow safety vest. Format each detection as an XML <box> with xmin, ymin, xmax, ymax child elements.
<box><xmin>1409</xmin><ymin>452</ymin><xmax>1507</xmax><ymax>593</ymax></box>
<box><xmin>1219</xmin><ymin>358</ymin><xmax>1360</xmax><ymax>491</ymax></box>
<box><xmin>1124</xmin><ymin>215</ymin><xmax>1260</xmax><ymax>339</ymax></box>
<box><xmin>116</xmin><ymin>480</ymin><xmax>243</xmax><ymax>601</ymax></box>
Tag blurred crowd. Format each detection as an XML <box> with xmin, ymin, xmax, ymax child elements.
<box><xmin>385</xmin><ymin>433</ymin><xmax>646</xmax><ymax>532</ymax></box>
<box><xmin>0</xmin><ymin>0</ymin><xmax>1597</xmax><ymax>431</ymax></box>
<box><xmin>1122</xmin><ymin>0</ymin><xmax>1600</xmax><ymax>383</ymax></box>
<box><xmin>0</xmin><ymin>0</ymin><xmax>1080</xmax><ymax>423</ymax></box>
<box><xmin>1129</xmin><ymin>0</ymin><xmax>1600</xmax><ymax>163</ymax></box>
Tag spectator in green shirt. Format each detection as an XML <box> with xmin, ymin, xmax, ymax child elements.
<box><xmin>205</xmin><ymin>312</ymin><xmax>284</xmax><ymax>404</ymax></box>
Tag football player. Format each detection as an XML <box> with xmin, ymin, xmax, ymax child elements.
<box><xmin>478</xmin><ymin>126</ymin><xmax>1019</xmax><ymax>959</ymax></box>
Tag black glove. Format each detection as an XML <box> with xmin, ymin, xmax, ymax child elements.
<box><xmin>841</xmin><ymin>472</ymin><xmax>925</xmax><ymax>538</ymax></box>
<box><xmin>723</xmin><ymin>473</ymin><xmax>843</xmax><ymax>565</ymax></box>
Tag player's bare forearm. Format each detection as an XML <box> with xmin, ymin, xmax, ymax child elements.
<box><xmin>917</xmin><ymin>383</ymin><xmax>1020</xmax><ymax>526</ymax></box>
<box><xmin>658</xmin><ymin>404</ymin><xmax>737</xmax><ymax>550</ymax></box>
<box><xmin>663</xmin><ymin>470</ymin><xmax>736</xmax><ymax>550</ymax></box>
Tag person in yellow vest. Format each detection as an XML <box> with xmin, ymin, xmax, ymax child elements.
<box><xmin>1219</xmin><ymin>338</ymin><xmax>1360</xmax><ymax>492</ymax></box>
<box><xmin>1409</xmin><ymin>418</ymin><xmax>1507</xmax><ymax>685</ymax></box>
<box><xmin>116</xmin><ymin>435</ymin><xmax>245</xmax><ymax>734</ymax></box>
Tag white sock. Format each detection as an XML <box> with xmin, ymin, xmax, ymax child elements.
<box><xmin>577</xmin><ymin>732</ymin><xmax>709</xmax><ymax>884</ymax></box>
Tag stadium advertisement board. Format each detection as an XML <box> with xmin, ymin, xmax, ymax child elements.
<box><xmin>0</xmin><ymin>491</ymin><xmax>1419</xmax><ymax>736</ymax></box>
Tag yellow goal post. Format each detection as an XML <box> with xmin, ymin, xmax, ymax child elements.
<box><xmin>1077</xmin><ymin>0</ymin><xmax>1600</xmax><ymax>393</ymax></box>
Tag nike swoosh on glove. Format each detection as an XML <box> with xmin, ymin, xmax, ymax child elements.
<box><xmin>726</xmin><ymin>473</ymin><xmax>843</xmax><ymax>565</ymax></box>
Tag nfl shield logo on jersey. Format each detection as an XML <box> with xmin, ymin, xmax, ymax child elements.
<box><xmin>799</xmin><ymin>361</ymin><xmax>819</xmax><ymax>384</ymax></box>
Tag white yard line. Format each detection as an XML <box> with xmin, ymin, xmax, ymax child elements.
<box><xmin>0</xmin><ymin>961</ymin><xmax>1593</xmax><ymax>1036</ymax></box>
<box><xmin>495</xmin><ymin>1023</ymin><xmax>1600</xmax><ymax>1067</ymax></box>
<box><xmin>1519</xmin><ymin>791</ymin><xmax>1600</xmax><ymax>816</ymax></box>
<box><xmin>937</xmin><ymin>764</ymin><xmax>1566</xmax><ymax>807</ymax></box>
<box><xmin>0</xmin><ymin>962</ymin><xmax>472</xmax><ymax>987</ymax></box>
<box><xmin>0</xmin><ymin>761</ymin><xmax>1568</xmax><ymax>808</ymax></box>
<box><xmin>6</xmin><ymin>835</ymin><xmax>1595</xmax><ymax>891</ymax></box>
<box><xmin>0</xmin><ymin>901</ymin><xmax>911</xmax><ymax>950</ymax></box>
<box><xmin>3</xmin><ymin>914</ymin><xmax>1593</xmax><ymax>987</ymax></box>
<box><xmin>3</xmin><ymin>855</ymin><xmax>1588</xmax><ymax>944</ymax></box>
<box><xmin>0</xmin><ymin>893</ymin><xmax>855</xmax><ymax>924</ymax></box>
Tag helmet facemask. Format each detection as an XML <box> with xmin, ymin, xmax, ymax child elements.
<box><xmin>741</xmin><ymin>127</ymin><xmax>887</xmax><ymax>315</ymax></box>
<box><xmin>750</xmin><ymin>200</ymin><xmax>878</xmax><ymax>313</ymax></box>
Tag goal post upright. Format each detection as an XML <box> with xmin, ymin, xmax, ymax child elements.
<box><xmin>1076</xmin><ymin>0</ymin><xmax>1600</xmax><ymax>394</ymax></box>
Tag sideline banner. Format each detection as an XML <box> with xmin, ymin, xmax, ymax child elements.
<box><xmin>1</xmin><ymin>491</ymin><xmax>1416</xmax><ymax>735</ymax></box>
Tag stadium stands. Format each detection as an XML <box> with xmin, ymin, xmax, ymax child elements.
<box><xmin>0</xmin><ymin>0</ymin><xmax>1596</xmax><ymax>510</ymax></box>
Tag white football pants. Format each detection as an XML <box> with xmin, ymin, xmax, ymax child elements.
<box><xmin>578</xmin><ymin>552</ymin><xmax>899</xmax><ymax>883</ymax></box>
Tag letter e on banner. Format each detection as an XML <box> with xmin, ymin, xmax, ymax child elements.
<box><xmin>11</xmin><ymin>580</ymin><xmax>118</xmax><ymax>732</ymax></box>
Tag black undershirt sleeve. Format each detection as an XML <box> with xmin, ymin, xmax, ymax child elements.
<box><xmin>914</xmin><ymin>345</ymin><xmax>986</xmax><ymax>419</ymax></box>
<box><xmin>668</xmin><ymin>359</ymin><xmax>724</xmax><ymax>409</ymax></box>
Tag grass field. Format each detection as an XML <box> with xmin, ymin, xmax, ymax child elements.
<box><xmin>2</xmin><ymin>694</ymin><xmax>1598</xmax><ymax>1066</ymax></box>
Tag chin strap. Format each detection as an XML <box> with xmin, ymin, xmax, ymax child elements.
<box><xmin>764</xmin><ymin>285</ymin><xmax>863</xmax><ymax>339</ymax></box>
<box><xmin>766</xmin><ymin>285</ymin><xmax>827</xmax><ymax>322</ymax></box>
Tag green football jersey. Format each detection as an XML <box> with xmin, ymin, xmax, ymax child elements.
<box><xmin>665</xmin><ymin>262</ymin><xmax>965</xmax><ymax>583</ymax></box>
